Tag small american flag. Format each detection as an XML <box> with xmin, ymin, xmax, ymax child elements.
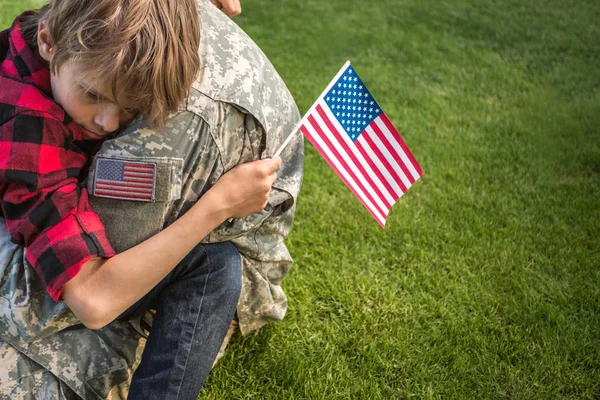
<box><xmin>296</xmin><ymin>61</ymin><xmax>423</xmax><ymax>227</ymax></box>
<box><xmin>93</xmin><ymin>158</ymin><xmax>156</xmax><ymax>202</ymax></box>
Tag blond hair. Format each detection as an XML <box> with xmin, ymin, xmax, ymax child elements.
<box><xmin>22</xmin><ymin>0</ymin><xmax>201</xmax><ymax>128</ymax></box>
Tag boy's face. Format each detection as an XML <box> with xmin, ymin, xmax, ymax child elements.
<box><xmin>37</xmin><ymin>21</ymin><xmax>136</xmax><ymax>140</ymax></box>
<box><xmin>50</xmin><ymin>62</ymin><xmax>136</xmax><ymax>140</ymax></box>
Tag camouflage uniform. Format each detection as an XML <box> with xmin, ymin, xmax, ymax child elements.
<box><xmin>0</xmin><ymin>0</ymin><xmax>303</xmax><ymax>398</ymax></box>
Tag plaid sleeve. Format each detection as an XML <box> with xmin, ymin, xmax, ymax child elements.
<box><xmin>0</xmin><ymin>113</ymin><xmax>115</xmax><ymax>301</ymax></box>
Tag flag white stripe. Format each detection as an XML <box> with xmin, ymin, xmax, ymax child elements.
<box><xmin>364</xmin><ymin>125</ymin><xmax>413</xmax><ymax>189</ymax></box>
<box><xmin>125</xmin><ymin>167</ymin><xmax>154</xmax><ymax>173</ymax></box>
<box><xmin>304</xmin><ymin>119</ymin><xmax>388</xmax><ymax>222</ymax></box>
<box><xmin>354</xmin><ymin>138</ymin><xmax>404</xmax><ymax>199</ymax></box>
<box><xmin>313</xmin><ymin>105</ymin><xmax>390</xmax><ymax>214</ymax></box>
<box><xmin>320</xmin><ymin>103</ymin><xmax>396</xmax><ymax>206</ymax></box>
<box><xmin>125</xmin><ymin>165</ymin><xmax>154</xmax><ymax>169</ymax></box>
<box><xmin>122</xmin><ymin>177</ymin><xmax>154</xmax><ymax>183</ymax></box>
<box><xmin>303</xmin><ymin>121</ymin><xmax>386</xmax><ymax>224</ymax></box>
<box><xmin>355</xmin><ymin>135</ymin><xmax>405</xmax><ymax>198</ymax></box>
<box><xmin>373</xmin><ymin>117</ymin><xmax>420</xmax><ymax>180</ymax></box>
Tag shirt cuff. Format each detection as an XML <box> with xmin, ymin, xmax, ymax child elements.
<box><xmin>25</xmin><ymin>211</ymin><xmax>116</xmax><ymax>301</ymax></box>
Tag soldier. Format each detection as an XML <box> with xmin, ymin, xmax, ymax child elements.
<box><xmin>0</xmin><ymin>0</ymin><xmax>303</xmax><ymax>399</ymax></box>
<box><xmin>210</xmin><ymin>0</ymin><xmax>242</xmax><ymax>17</ymax></box>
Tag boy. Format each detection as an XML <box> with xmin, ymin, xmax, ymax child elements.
<box><xmin>0</xmin><ymin>0</ymin><xmax>287</xmax><ymax>398</ymax></box>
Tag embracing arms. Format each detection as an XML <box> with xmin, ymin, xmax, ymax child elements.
<box><xmin>62</xmin><ymin>157</ymin><xmax>281</xmax><ymax>329</ymax></box>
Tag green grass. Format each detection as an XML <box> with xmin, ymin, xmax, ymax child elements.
<box><xmin>2</xmin><ymin>0</ymin><xmax>599</xmax><ymax>398</ymax></box>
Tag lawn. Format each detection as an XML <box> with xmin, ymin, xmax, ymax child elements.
<box><xmin>1</xmin><ymin>0</ymin><xmax>599</xmax><ymax>398</ymax></box>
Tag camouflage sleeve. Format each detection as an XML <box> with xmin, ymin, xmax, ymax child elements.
<box><xmin>233</xmin><ymin>202</ymin><xmax>298</xmax><ymax>335</ymax></box>
<box><xmin>204</xmin><ymin>104</ymin><xmax>304</xmax><ymax>335</ymax></box>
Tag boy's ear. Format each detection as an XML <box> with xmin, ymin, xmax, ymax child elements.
<box><xmin>37</xmin><ymin>20</ymin><xmax>54</xmax><ymax>62</ymax></box>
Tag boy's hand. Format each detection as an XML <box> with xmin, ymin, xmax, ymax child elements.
<box><xmin>210</xmin><ymin>0</ymin><xmax>242</xmax><ymax>17</ymax></box>
<box><xmin>210</xmin><ymin>157</ymin><xmax>281</xmax><ymax>219</ymax></box>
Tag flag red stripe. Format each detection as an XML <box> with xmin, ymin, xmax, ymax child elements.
<box><xmin>354</xmin><ymin>139</ymin><xmax>401</xmax><ymax>200</ymax></box>
<box><xmin>316</xmin><ymin>105</ymin><xmax>392</xmax><ymax>209</ymax></box>
<box><xmin>307</xmin><ymin>114</ymin><xmax>388</xmax><ymax>219</ymax></box>
<box><xmin>301</xmin><ymin>125</ymin><xmax>385</xmax><ymax>227</ymax></box>
<box><xmin>95</xmin><ymin>190</ymin><xmax>152</xmax><ymax>200</ymax></box>
<box><xmin>96</xmin><ymin>180</ymin><xmax>153</xmax><ymax>189</ymax></box>
<box><xmin>360</xmin><ymin>132</ymin><xmax>408</xmax><ymax>193</ymax></box>
<box><xmin>369</xmin><ymin>121</ymin><xmax>415</xmax><ymax>185</ymax></box>
<box><xmin>124</xmin><ymin>163</ymin><xmax>155</xmax><ymax>170</ymax></box>
<box><xmin>96</xmin><ymin>189</ymin><xmax>152</xmax><ymax>197</ymax></box>
<box><xmin>379</xmin><ymin>114</ymin><xmax>423</xmax><ymax>176</ymax></box>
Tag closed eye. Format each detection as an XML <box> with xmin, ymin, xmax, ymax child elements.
<box><xmin>84</xmin><ymin>90</ymin><xmax>101</xmax><ymax>101</ymax></box>
<box><xmin>79</xmin><ymin>84</ymin><xmax>104</xmax><ymax>102</ymax></box>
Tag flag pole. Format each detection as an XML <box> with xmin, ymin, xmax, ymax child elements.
<box><xmin>273</xmin><ymin>119</ymin><xmax>303</xmax><ymax>157</ymax></box>
<box><xmin>273</xmin><ymin>60</ymin><xmax>351</xmax><ymax>158</ymax></box>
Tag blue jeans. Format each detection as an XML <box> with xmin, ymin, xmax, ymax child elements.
<box><xmin>118</xmin><ymin>241</ymin><xmax>242</xmax><ymax>400</ymax></box>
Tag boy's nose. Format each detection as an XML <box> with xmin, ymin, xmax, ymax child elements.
<box><xmin>94</xmin><ymin>106</ymin><xmax>120</xmax><ymax>134</ymax></box>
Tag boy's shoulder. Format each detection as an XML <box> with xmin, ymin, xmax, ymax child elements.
<box><xmin>0</xmin><ymin>74</ymin><xmax>68</xmax><ymax>127</ymax></box>
<box><xmin>0</xmin><ymin>16</ymin><xmax>66</xmax><ymax>128</ymax></box>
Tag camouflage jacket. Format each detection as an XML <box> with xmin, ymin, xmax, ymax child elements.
<box><xmin>0</xmin><ymin>0</ymin><xmax>303</xmax><ymax>398</ymax></box>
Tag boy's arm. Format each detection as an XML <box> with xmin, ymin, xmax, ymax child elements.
<box><xmin>0</xmin><ymin>113</ymin><xmax>116</xmax><ymax>300</ymax></box>
<box><xmin>62</xmin><ymin>186</ymin><xmax>228</xmax><ymax>329</ymax></box>
<box><xmin>63</xmin><ymin>157</ymin><xmax>281</xmax><ymax>329</ymax></box>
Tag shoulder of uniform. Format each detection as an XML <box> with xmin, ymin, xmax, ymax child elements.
<box><xmin>183</xmin><ymin>86</ymin><xmax>216</xmax><ymax>126</ymax></box>
<box><xmin>192</xmin><ymin>6</ymin><xmax>300</xmax><ymax>149</ymax></box>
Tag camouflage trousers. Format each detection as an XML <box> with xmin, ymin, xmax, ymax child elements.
<box><xmin>0</xmin><ymin>328</ymin><xmax>144</xmax><ymax>400</ymax></box>
<box><xmin>0</xmin><ymin>220</ymin><xmax>145</xmax><ymax>399</ymax></box>
<box><xmin>0</xmin><ymin>221</ymin><xmax>236</xmax><ymax>399</ymax></box>
<box><xmin>0</xmin><ymin>339</ymin><xmax>78</xmax><ymax>399</ymax></box>
<box><xmin>0</xmin><ymin>324</ymin><xmax>236</xmax><ymax>399</ymax></box>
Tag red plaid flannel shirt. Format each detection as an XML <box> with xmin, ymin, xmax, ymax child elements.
<box><xmin>0</xmin><ymin>14</ymin><xmax>115</xmax><ymax>301</ymax></box>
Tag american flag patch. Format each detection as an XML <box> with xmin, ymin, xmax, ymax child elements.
<box><xmin>93</xmin><ymin>158</ymin><xmax>156</xmax><ymax>202</ymax></box>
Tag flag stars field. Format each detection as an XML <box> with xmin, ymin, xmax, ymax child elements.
<box><xmin>300</xmin><ymin>62</ymin><xmax>423</xmax><ymax>227</ymax></box>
